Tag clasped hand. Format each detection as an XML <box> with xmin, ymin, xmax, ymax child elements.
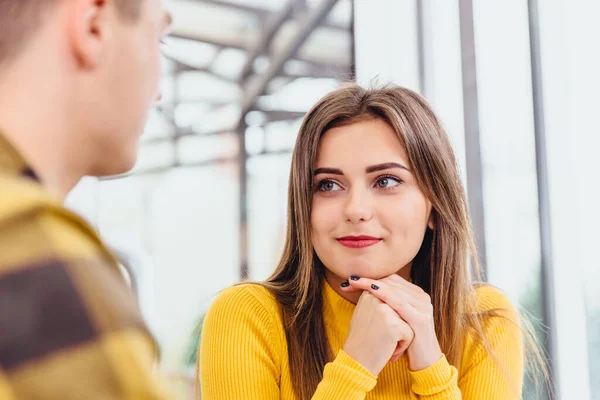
<box><xmin>340</xmin><ymin>274</ymin><xmax>442</xmax><ymax>375</ymax></box>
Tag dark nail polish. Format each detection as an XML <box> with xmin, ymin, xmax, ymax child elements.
<box><xmin>341</xmin><ymin>281</ymin><xmax>350</xmax><ymax>288</ymax></box>
<box><xmin>371</xmin><ymin>284</ymin><xmax>379</xmax><ymax>290</ymax></box>
<box><xmin>350</xmin><ymin>275</ymin><xmax>360</xmax><ymax>281</ymax></box>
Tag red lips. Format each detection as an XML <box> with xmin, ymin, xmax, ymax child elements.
<box><xmin>336</xmin><ymin>235</ymin><xmax>382</xmax><ymax>249</ymax></box>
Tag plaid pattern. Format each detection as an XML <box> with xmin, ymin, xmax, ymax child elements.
<box><xmin>0</xmin><ymin>133</ymin><xmax>171</xmax><ymax>399</ymax></box>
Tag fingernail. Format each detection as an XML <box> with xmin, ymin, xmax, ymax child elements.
<box><xmin>341</xmin><ymin>281</ymin><xmax>350</xmax><ymax>288</ymax></box>
<box><xmin>350</xmin><ymin>275</ymin><xmax>360</xmax><ymax>281</ymax></box>
<box><xmin>371</xmin><ymin>284</ymin><xmax>379</xmax><ymax>290</ymax></box>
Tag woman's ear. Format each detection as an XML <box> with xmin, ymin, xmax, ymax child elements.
<box><xmin>427</xmin><ymin>210</ymin><xmax>435</xmax><ymax>230</ymax></box>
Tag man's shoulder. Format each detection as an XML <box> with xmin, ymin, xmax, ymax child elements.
<box><xmin>0</xmin><ymin>173</ymin><xmax>152</xmax><ymax>346</ymax></box>
<box><xmin>0</xmin><ymin>172</ymin><xmax>55</xmax><ymax>223</ymax></box>
<box><xmin>0</xmin><ymin>173</ymin><xmax>111</xmax><ymax>267</ymax></box>
<box><xmin>0</xmin><ymin>175</ymin><xmax>162</xmax><ymax>398</ymax></box>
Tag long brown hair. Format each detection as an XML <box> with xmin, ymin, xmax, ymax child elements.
<box><xmin>261</xmin><ymin>83</ymin><xmax>546</xmax><ymax>399</ymax></box>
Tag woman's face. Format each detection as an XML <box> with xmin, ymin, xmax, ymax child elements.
<box><xmin>311</xmin><ymin>118</ymin><xmax>433</xmax><ymax>285</ymax></box>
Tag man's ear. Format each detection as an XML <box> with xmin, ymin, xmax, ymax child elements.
<box><xmin>68</xmin><ymin>0</ymin><xmax>113</xmax><ymax>68</ymax></box>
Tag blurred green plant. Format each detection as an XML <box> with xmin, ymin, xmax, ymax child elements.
<box><xmin>518</xmin><ymin>270</ymin><xmax>549</xmax><ymax>400</ymax></box>
<box><xmin>184</xmin><ymin>313</ymin><xmax>206</xmax><ymax>367</ymax></box>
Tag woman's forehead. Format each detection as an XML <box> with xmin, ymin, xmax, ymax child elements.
<box><xmin>315</xmin><ymin>119</ymin><xmax>408</xmax><ymax>168</ymax></box>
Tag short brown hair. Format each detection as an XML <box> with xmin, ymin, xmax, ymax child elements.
<box><xmin>0</xmin><ymin>0</ymin><xmax>143</xmax><ymax>66</ymax></box>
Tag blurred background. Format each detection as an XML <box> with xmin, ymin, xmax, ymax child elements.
<box><xmin>65</xmin><ymin>0</ymin><xmax>599</xmax><ymax>398</ymax></box>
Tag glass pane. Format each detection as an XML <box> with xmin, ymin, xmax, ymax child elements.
<box><xmin>426</xmin><ymin>0</ymin><xmax>467</xmax><ymax>183</ymax></box>
<box><xmin>567</xmin><ymin>2</ymin><xmax>600</xmax><ymax>396</ymax></box>
<box><xmin>96</xmin><ymin>167</ymin><xmax>240</xmax><ymax>363</ymax></box>
<box><xmin>472</xmin><ymin>2</ymin><xmax>548</xmax><ymax>398</ymax></box>
<box><xmin>247</xmin><ymin>153</ymin><xmax>292</xmax><ymax>281</ymax></box>
<box><xmin>354</xmin><ymin>0</ymin><xmax>420</xmax><ymax>90</ymax></box>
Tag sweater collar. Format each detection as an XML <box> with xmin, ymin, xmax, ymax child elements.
<box><xmin>0</xmin><ymin>130</ymin><xmax>40</xmax><ymax>182</ymax></box>
<box><xmin>322</xmin><ymin>278</ymin><xmax>356</xmax><ymax>336</ymax></box>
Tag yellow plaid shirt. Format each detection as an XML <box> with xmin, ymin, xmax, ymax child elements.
<box><xmin>0</xmin><ymin>133</ymin><xmax>171</xmax><ymax>399</ymax></box>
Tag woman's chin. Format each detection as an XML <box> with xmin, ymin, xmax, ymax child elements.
<box><xmin>342</xmin><ymin>263</ymin><xmax>389</xmax><ymax>280</ymax></box>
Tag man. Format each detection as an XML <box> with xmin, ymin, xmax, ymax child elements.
<box><xmin>0</xmin><ymin>0</ymin><xmax>173</xmax><ymax>398</ymax></box>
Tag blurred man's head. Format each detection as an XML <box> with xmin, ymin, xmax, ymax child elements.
<box><xmin>0</xmin><ymin>0</ymin><xmax>171</xmax><ymax>179</ymax></box>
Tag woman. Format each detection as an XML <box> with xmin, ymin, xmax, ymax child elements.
<box><xmin>199</xmin><ymin>84</ymin><xmax>541</xmax><ymax>399</ymax></box>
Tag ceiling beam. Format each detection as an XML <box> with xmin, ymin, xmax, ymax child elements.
<box><xmin>165</xmin><ymin>58</ymin><xmax>237</xmax><ymax>84</ymax></box>
<box><xmin>169</xmin><ymin>31</ymin><xmax>247</xmax><ymax>50</ymax></box>
<box><xmin>191</xmin><ymin>0</ymin><xmax>270</xmax><ymax>16</ymax></box>
<box><xmin>241</xmin><ymin>0</ymin><xmax>340</xmax><ymax>114</ymax></box>
<box><xmin>168</xmin><ymin>54</ymin><xmax>346</xmax><ymax>81</ymax></box>
<box><xmin>191</xmin><ymin>0</ymin><xmax>349</xmax><ymax>32</ymax></box>
<box><xmin>142</xmin><ymin>126</ymin><xmax>234</xmax><ymax>146</ymax></box>
<box><xmin>169</xmin><ymin>25</ymin><xmax>346</xmax><ymax>68</ymax></box>
<box><xmin>99</xmin><ymin>148</ymin><xmax>294</xmax><ymax>180</ymax></box>
<box><xmin>99</xmin><ymin>155</ymin><xmax>239</xmax><ymax>180</ymax></box>
<box><xmin>239</xmin><ymin>0</ymin><xmax>296</xmax><ymax>83</ymax></box>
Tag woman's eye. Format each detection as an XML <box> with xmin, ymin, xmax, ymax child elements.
<box><xmin>375</xmin><ymin>176</ymin><xmax>401</xmax><ymax>189</ymax></box>
<box><xmin>318</xmin><ymin>180</ymin><xmax>342</xmax><ymax>192</ymax></box>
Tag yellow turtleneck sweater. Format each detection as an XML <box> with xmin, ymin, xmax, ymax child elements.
<box><xmin>199</xmin><ymin>281</ymin><xmax>523</xmax><ymax>399</ymax></box>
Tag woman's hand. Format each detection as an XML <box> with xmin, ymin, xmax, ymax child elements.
<box><xmin>342</xmin><ymin>291</ymin><xmax>415</xmax><ymax>376</ymax></box>
<box><xmin>342</xmin><ymin>274</ymin><xmax>443</xmax><ymax>371</ymax></box>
